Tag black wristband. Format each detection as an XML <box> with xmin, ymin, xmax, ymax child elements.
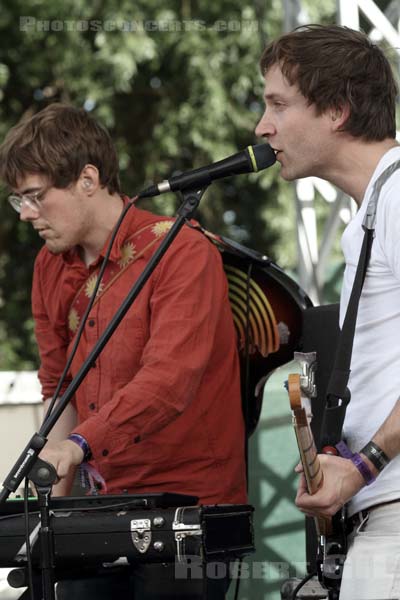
<box><xmin>360</xmin><ymin>441</ymin><xmax>390</xmax><ymax>473</ymax></box>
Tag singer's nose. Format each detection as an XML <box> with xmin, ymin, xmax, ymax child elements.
<box><xmin>255</xmin><ymin>110</ymin><xmax>275</xmax><ymax>139</ymax></box>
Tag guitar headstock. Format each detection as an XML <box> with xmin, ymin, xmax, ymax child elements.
<box><xmin>287</xmin><ymin>373</ymin><xmax>301</xmax><ymax>410</ymax></box>
<box><xmin>288</xmin><ymin>351</ymin><xmax>323</xmax><ymax>496</ymax></box>
<box><xmin>287</xmin><ymin>352</ymin><xmax>317</xmax><ymax>415</ymax></box>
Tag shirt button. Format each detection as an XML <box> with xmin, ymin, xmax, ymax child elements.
<box><xmin>89</xmin><ymin>403</ymin><xmax>96</xmax><ymax>410</ymax></box>
<box><xmin>88</xmin><ymin>319</ymin><xmax>95</xmax><ymax>327</ymax></box>
<box><xmin>102</xmin><ymin>449</ymin><xmax>109</xmax><ymax>457</ymax></box>
<box><xmin>134</xmin><ymin>435</ymin><xmax>141</xmax><ymax>444</ymax></box>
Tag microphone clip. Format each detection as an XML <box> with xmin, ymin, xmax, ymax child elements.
<box><xmin>177</xmin><ymin>187</ymin><xmax>208</xmax><ymax>220</ymax></box>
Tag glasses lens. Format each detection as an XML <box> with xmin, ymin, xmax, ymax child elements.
<box><xmin>8</xmin><ymin>194</ymin><xmax>42</xmax><ymax>214</ymax></box>
<box><xmin>8</xmin><ymin>195</ymin><xmax>22</xmax><ymax>213</ymax></box>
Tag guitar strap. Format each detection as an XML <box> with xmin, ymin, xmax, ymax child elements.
<box><xmin>321</xmin><ymin>160</ymin><xmax>400</xmax><ymax>448</ymax></box>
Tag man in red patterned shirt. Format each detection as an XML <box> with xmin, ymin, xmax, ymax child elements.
<box><xmin>0</xmin><ymin>103</ymin><xmax>247</xmax><ymax>599</ymax></box>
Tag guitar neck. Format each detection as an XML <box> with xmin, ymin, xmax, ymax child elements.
<box><xmin>293</xmin><ymin>408</ymin><xmax>332</xmax><ymax>537</ymax></box>
<box><xmin>288</xmin><ymin>371</ymin><xmax>332</xmax><ymax>537</ymax></box>
<box><xmin>293</xmin><ymin>407</ymin><xmax>322</xmax><ymax>494</ymax></box>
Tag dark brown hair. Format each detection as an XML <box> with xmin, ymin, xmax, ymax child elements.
<box><xmin>0</xmin><ymin>103</ymin><xmax>121</xmax><ymax>192</ymax></box>
<box><xmin>260</xmin><ymin>24</ymin><xmax>398</xmax><ymax>141</ymax></box>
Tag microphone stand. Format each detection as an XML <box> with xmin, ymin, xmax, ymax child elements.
<box><xmin>29</xmin><ymin>459</ymin><xmax>59</xmax><ymax>600</ymax></box>
<box><xmin>0</xmin><ymin>186</ymin><xmax>207</xmax><ymax>599</ymax></box>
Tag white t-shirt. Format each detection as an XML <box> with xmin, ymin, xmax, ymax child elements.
<box><xmin>341</xmin><ymin>146</ymin><xmax>400</xmax><ymax>515</ymax></box>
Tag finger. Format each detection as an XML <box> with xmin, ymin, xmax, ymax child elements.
<box><xmin>296</xmin><ymin>473</ymin><xmax>308</xmax><ymax>495</ymax></box>
<box><xmin>55</xmin><ymin>458</ymin><xmax>73</xmax><ymax>479</ymax></box>
<box><xmin>298</xmin><ymin>508</ymin><xmax>317</xmax><ymax>518</ymax></box>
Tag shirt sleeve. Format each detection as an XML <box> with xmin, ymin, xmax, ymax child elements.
<box><xmin>73</xmin><ymin>229</ymin><xmax>231</xmax><ymax>456</ymax></box>
<box><xmin>32</xmin><ymin>253</ymin><xmax>72</xmax><ymax>400</ymax></box>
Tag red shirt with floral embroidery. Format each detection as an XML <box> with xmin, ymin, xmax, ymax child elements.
<box><xmin>32</xmin><ymin>202</ymin><xmax>247</xmax><ymax>504</ymax></box>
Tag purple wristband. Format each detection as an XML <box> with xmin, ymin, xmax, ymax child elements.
<box><xmin>68</xmin><ymin>434</ymin><xmax>92</xmax><ymax>462</ymax></box>
<box><xmin>336</xmin><ymin>441</ymin><xmax>376</xmax><ymax>486</ymax></box>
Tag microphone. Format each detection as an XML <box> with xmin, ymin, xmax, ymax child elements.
<box><xmin>138</xmin><ymin>144</ymin><xmax>276</xmax><ymax>198</ymax></box>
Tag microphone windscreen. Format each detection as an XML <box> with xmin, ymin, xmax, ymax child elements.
<box><xmin>249</xmin><ymin>144</ymin><xmax>276</xmax><ymax>171</ymax></box>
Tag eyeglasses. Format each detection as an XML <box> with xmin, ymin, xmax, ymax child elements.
<box><xmin>8</xmin><ymin>187</ymin><xmax>49</xmax><ymax>214</ymax></box>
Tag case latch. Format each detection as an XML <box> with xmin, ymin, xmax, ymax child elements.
<box><xmin>131</xmin><ymin>518</ymin><xmax>151</xmax><ymax>554</ymax></box>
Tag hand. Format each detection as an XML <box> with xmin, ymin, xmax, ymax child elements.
<box><xmin>295</xmin><ymin>454</ymin><xmax>365</xmax><ymax>518</ymax></box>
<box><xmin>39</xmin><ymin>439</ymin><xmax>84</xmax><ymax>482</ymax></box>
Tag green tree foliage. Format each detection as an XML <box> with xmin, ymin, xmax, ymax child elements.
<box><xmin>0</xmin><ymin>0</ymin><xmax>340</xmax><ymax>368</ymax></box>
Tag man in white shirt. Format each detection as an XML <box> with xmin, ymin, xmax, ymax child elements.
<box><xmin>255</xmin><ymin>24</ymin><xmax>400</xmax><ymax>600</ymax></box>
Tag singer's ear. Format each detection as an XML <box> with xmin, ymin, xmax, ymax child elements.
<box><xmin>330</xmin><ymin>103</ymin><xmax>350</xmax><ymax>132</ymax></box>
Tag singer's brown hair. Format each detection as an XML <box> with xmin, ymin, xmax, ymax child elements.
<box><xmin>260</xmin><ymin>24</ymin><xmax>398</xmax><ymax>141</ymax></box>
<box><xmin>0</xmin><ymin>103</ymin><xmax>121</xmax><ymax>193</ymax></box>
